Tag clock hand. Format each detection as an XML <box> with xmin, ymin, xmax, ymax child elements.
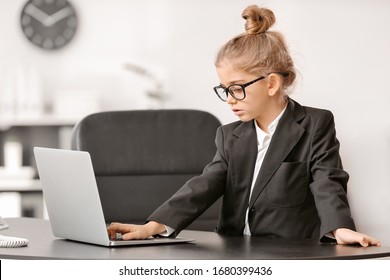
<box><xmin>24</xmin><ymin>4</ymin><xmax>50</xmax><ymax>25</ymax></box>
<box><xmin>44</xmin><ymin>7</ymin><xmax>73</xmax><ymax>27</ymax></box>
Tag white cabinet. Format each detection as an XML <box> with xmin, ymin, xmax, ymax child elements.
<box><xmin>0</xmin><ymin>115</ymin><xmax>78</xmax><ymax>218</ymax></box>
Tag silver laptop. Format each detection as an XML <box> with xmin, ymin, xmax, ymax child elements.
<box><xmin>33</xmin><ymin>147</ymin><xmax>194</xmax><ymax>247</ymax></box>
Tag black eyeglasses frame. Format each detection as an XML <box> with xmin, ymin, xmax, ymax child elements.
<box><xmin>213</xmin><ymin>76</ymin><xmax>266</xmax><ymax>102</ymax></box>
<box><xmin>213</xmin><ymin>72</ymin><xmax>288</xmax><ymax>102</ymax></box>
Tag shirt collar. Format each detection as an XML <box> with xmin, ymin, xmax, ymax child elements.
<box><xmin>254</xmin><ymin>104</ymin><xmax>287</xmax><ymax>144</ymax></box>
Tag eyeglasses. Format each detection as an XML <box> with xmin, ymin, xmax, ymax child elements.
<box><xmin>213</xmin><ymin>76</ymin><xmax>267</xmax><ymax>102</ymax></box>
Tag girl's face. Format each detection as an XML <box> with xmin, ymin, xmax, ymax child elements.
<box><xmin>216</xmin><ymin>62</ymin><xmax>272</xmax><ymax>123</ymax></box>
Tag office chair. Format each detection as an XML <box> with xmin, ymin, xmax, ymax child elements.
<box><xmin>71</xmin><ymin>109</ymin><xmax>222</xmax><ymax>231</ymax></box>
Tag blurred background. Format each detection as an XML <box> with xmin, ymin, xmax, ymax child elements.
<box><xmin>0</xmin><ymin>0</ymin><xmax>389</xmax><ymax>245</ymax></box>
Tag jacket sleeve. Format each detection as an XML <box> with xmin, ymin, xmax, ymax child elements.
<box><xmin>147</xmin><ymin>126</ymin><xmax>228</xmax><ymax>236</ymax></box>
<box><xmin>308</xmin><ymin>110</ymin><xmax>356</xmax><ymax>241</ymax></box>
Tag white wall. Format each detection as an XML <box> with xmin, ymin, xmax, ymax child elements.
<box><xmin>1</xmin><ymin>0</ymin><xmax>389</xmax><ymax>245</ymax></box>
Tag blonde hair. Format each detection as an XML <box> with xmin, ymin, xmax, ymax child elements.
<box><xmin>215</xmin><ymin>5</ymin><xmax>296</xmax><ymax>96</ymax></box>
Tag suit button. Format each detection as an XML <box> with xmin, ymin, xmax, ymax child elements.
<box><xmin>250</xmin><ymin>208</ymin><xmax>255</xmax><ymax>212</ymax></box>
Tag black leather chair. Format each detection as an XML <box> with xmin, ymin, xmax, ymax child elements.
<box><xmin>71</xmin><ymin>109</ymin><xmax>222</xmax><ymax>231</ymax></box>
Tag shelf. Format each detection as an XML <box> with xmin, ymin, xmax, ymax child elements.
<box><xmin>0</xmin><ymin>115</ymin><xmax>80</xmax><ymax>130</ymax></box>
<box><xmin>0</xmin><ymin>167</ymin><xmax>39</xmax><ymax>192</ymax></box>
<box><xmin>0</xmin><ymin>179</ymin><xmax>41</xmax><ymax>192</ymax></box>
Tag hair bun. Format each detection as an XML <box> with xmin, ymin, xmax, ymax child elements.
<box><xmin>242</xmin><ymin>5</ymin><xmax>276</xmax><ymax>35</ymax></box>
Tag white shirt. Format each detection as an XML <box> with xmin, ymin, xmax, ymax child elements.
<box><xmin>243</xmin><ymin>107</ymin><xmax>286</xmax><ymax>235</ymax></box>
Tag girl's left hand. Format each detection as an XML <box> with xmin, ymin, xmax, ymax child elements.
<box><xmin>333</xmin><ymin>228</ymin><xmax>381</xmax><ymax>247</ymax></box>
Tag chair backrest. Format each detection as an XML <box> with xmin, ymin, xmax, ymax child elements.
<box><xmin>71</xmin><ymin>109</ymin><xmax>222</xmax><ymax>231</ymax></box>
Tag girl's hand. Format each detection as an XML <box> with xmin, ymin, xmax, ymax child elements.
<box><xmin>333</xmin><ymin>228</ymin><xmax>381</xmax><ymax>247</ymax></box>
<box><xmin>107</xmin><ymin>221</ymin><xmax>166</xmax><ymax>240</ymax></box>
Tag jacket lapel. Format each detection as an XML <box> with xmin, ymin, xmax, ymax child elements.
<box><xmin>249</xmin><ymin>98</ymin><xmax>306</xmax><ymax>207</ymax></box>
<box><xmin>229</xmin><ymin>121</ymin><xmax>258</xmax><ymax>212</ymax></box>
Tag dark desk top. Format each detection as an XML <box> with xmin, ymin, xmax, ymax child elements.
<box><xmin>1</xmin><ymin>218</ymin><xmax>390</xmax><ymax>260</ymax></box>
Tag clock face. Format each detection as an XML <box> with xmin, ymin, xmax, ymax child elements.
<box><xmin>20</xmin><ymin>0</ymin><xmax>78</xmax><ymax>50</ymax></box>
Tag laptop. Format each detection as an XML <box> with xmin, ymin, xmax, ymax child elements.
<box><xmin>33</xmin><ymin>147</ymin><xmax>194</xmax><ymax>247</ymax></box>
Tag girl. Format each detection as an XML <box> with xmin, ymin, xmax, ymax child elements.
<box><xmin>108</xmin><ymin>5</ymin><xmax>380</xmax><ymax>247</ymax></box>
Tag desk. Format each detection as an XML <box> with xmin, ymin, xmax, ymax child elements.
<box><xmin>1</xmin><ymin>218</ymin><xmax>390</xmax><ymax>260</ymax></box>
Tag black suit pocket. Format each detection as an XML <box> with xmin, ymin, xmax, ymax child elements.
<box><xmin>266</xmin><ymin>161</ymin><xmax>308</xmax><ymax>207</ymax></box>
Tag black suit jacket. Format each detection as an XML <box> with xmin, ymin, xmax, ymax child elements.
<box><xmin>148</xmin><ymin>98</ymin><xmax>356</xmax><ymax>241</ymax></box>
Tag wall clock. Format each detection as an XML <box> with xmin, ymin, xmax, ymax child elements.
<box><xmin>20</xmin><ymin>0</ymin><xmax>78</xmax><ymax>50</ymax></box>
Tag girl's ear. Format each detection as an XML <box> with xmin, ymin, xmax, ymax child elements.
<box><xmin>267</xmin><ymin>73</ymin><xmax>282</xmax><ymax>96</ymax></box>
